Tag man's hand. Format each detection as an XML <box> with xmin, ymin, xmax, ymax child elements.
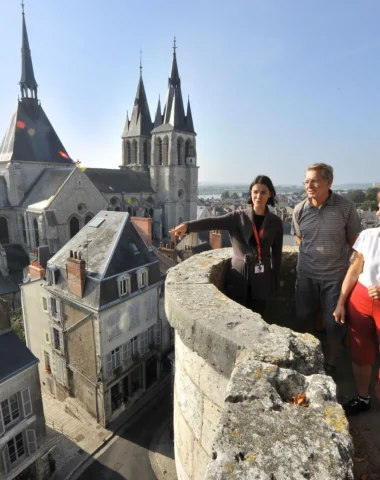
<box><xmin>333</xmin><ymin>303</ymin><xmax>346</xmax><ymax>324</ymax></box>
<box><xmin>169</xmin><ymin>223</ymin><xmax>187</xmax><ymax>241</ymax></box>
<box><xmin>368</xmin><ymin>285</ymin><xmax>380</xmax><ymax>300</ymax></box>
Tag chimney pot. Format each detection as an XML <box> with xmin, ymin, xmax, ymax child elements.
<box><xmin>70</xmin><ymin>250</ymin><xmax>73</xmax><ymax>258</ymax></box>
<box><xmin>78</xmin><ymin>252</ymin><xmax>82</xmax><ymax>260</ymax></box>
<box><xmin>74</xmin><ymin>251</ymin><xmax>77</xmax><ymax>259</ymax></box>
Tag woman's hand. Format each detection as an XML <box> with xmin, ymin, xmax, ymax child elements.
<box><xmin>333</xmin><ymin>302</ymin><xmax>346</xmax><ymax>325</ymax></box>
<box><xmin>169</xmin><ymin>223</ymin><xmax>188</xmax><ymax>241</ymax></box>
<box><xmin>368</xmin><ymin>285</ymin><xmax>380</xmax><ymax>300</ymax></box>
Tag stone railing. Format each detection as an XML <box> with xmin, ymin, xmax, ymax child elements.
<box><xmin>165</xmin><ymin>247</ymin><xmax>354</xmax><ymax>480</ymax></box>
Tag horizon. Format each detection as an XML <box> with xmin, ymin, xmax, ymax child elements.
<box><xmin>1</xmin><ymin>1</ymin><xmax>380</xmax><ymax>185</ymax></box>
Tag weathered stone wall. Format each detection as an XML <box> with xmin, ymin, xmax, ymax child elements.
<box><xmin>165</xmin><ymin>247</ymin><xmax>354</xmax><ymax>480</ymax></box>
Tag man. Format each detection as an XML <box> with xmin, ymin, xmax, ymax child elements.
<box><xmin>292</xmin><ymin>163</ymin><xmax>361</xmax><ymax>373</ymax></box>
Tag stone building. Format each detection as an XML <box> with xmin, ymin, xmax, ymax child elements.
<box><xmin>0</xmin><ymin>299</ymin><xmax>49</xmax><ymax>480</ymax></box>
<box><xmin>21</xmin><ymin>211</ymin><xmax>173</xmax><ymax>426</ymax></box>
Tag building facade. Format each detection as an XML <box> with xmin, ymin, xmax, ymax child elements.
<box><xmin>0</xmin><ymin>299</ymin><xmax>49</xmax><ymax>480</ymax></box>
<box><xmin>21</xmin><ymin>212</ymin><xmax>173</xmax><ymax>426</ymax></box>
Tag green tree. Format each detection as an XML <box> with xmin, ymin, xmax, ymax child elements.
<box><xmin>361</xmin><ymin>200</ymin><xmax>378</xmax><ymax>212</ymax></box>
<box><xmin>365</xmin><ymin>188</ymin><xmax>380</xmax><ymax>202</ymax></box>
<box><xmin>221</xmin><ymin>190</ymin><xmax>230</xmax><ymax>200</ymax></box>
<box><xmin>231</xmin><ymin>192</ymin><xmax>240</xmax><ymax>199</ymax></box>
<box><xmin>346</xmin><ymin>189</ymin><xmax>366</xmax><ymax>204</ymax></box>
<box><xmin>10</xmin><ymin>308</ymin><xmax>25</xmax><ymax>343</ymax></box>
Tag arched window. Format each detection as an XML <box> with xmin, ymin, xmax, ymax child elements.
<box><xmin>84</xmin><ymin>215</ymin><xmax>93</xmax><ymax>225</ymax></box>
<box><xmin>127</xmin><ymin>141</ymin><xmax>132</xmax><ymax>164</ymax></box>
<box><xmin>0</xmin><ymin>217</ymin><xmax>9</xmax><ymax>245</ymax></box>
<box><xmin>185</xmin><ymin>139</ymin><xmax>193</xmax><ymax>158</ymax></box>
<box><xmin>157</xmin><ymin>138</ymin><xmax>163</xmax><ymax>165</ymax></box>
<box><xmin>177</xmin><ymin>137</ymin><xmax>184</xmax><ymax>165</ymax></box>
<box><xmin>163</xmin><ymin>137</ymin><xmax>169</xmax><ymax>166</ymax></box>
<box><xmin>70</xmin><ymin>217</ymin><xmax>80</xmax><ymax>238</ymax></box>
<box><xmin>133</xmin><ymin>140</ymin><xmax>138</xmax><ymax>163</ymax></box>
<box><xmin>33</xmin><ymin>219</ymin><xmax>39</xmax><ymax>247</ymax></box>
<box><xmin>143</xmin><ymin>141</ymin><xmax>148</xmax><ymax>165</ymax></box>
<box><xmin>21</xmin><ymin>216</ymin><xmax>27</xmax><ymax>244</ymax></box>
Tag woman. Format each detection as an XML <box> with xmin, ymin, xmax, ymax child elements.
<box><xmin>333</xmin><ymin>192</ymin><xmax>380</xmax><ymax>415</ymax></box>
<box><xmin>171</xmin><ymin>175</ymin><xmax>283</xmax><ymax>316</ymax></box>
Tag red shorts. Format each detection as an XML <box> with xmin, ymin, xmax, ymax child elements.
<box><xmin>347</xmin><ymin>281</ymin><xmax>380</xmax><ymax>367</ymax></box>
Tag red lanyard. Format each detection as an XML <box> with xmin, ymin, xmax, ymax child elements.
<box><xmin>252</xmin><ymin>223</ymin><xmax>264</xmax><ymax>263</ymax></box>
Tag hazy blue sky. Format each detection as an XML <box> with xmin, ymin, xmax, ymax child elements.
<box><xmin>1</xmin><ymin>1</ymin><xmax>379</xmax><ymax>185</ymax></box>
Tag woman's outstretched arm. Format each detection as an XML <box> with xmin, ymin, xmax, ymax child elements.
<box><xmin>171</xmin><ymin>211</ymin><xmax>237</xmax><ymax>240</ymax></box>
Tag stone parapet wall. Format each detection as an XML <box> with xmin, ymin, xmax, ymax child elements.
<box><xmin>165</xmin><ymin>247</ymin><xmax>354</xmax><ymax>480</ymax></box>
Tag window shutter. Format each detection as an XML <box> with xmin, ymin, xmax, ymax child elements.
<box><xmin>106</xmin><ymin>353</ymin><xmax>112</xmax><ymax>379</ymax></box>
<box><xmin>0</xmin><ymin>408</ymin><xmax>4</xmax><ymax>436</ymax></box>
<box><xmin>48</xmin><ymin>298</ymin><xmax>53</xmax><ymax>315</ymax></box>
<box><xmin>115</xmin><ymin>349</ymin><xmax>121</xmax><ymax>368</ymax></box>
<box><xmin>56</xmin><ymin>301</ymin><xmax>61</xmax><ymax>321</ymax></box>
<box><xmin>21</xmin><ymin>388</ymin><xmax>33</xmax><ymax>417</ymax></box>
<box><xmin>2</xmin><ymin>446</ymin><xmax>10</xmax><ymax>475</ymax></box>
<box><xmin>26</xmin><ymin>429</ymin><xmax>37</xmax><ymax>455</ymax></box>
<box><xmin>59</xmin><ymin>330</ymin><xmax>64</xmax><ymax>355</ymax></box>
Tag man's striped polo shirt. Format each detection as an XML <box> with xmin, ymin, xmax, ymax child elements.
<box><xmin>292</xmin><ymin>191</ymin><xmax>361</xmax><ymax>280</ymax></box>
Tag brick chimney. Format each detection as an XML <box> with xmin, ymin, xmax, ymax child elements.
<box><xmin>131</xmin><ymin>217</ymin><xmax>153</xmax><ymax>247</ymax></box>
<box><xmin>209</xmin><ymin>230</ymin><xmax>222</xmax><ymax>250</ymax></box>
<box><xmin>29</xmin><ymin>248</ymin><xmax>45</xmax><ymax>280</ymax></box>
<box><xmin>67</xmin><ymin>251</ymin><xmax>86</xmax><ymax>298</ymax></box>
<box><xmin>0</xmin><ymin>298</ymin><xmax>11</xmax><ymax>332</ymax></box>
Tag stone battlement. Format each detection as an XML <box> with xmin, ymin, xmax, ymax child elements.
<box><xmin>165</xmin><ymin>247</ymin><xmax>354</xmax><ymax>480</ymax></box>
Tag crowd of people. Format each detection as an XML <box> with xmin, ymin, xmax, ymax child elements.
<box><xmin>171</xmin><ymin>162</ymin><xmax>380</xmax><ymax>416</ymax></box>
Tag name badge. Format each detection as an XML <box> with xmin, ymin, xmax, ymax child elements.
<box><xmin>254</xmin><ymin>264</ymin><xmax>264</xmax><ymax>274</ymax></box>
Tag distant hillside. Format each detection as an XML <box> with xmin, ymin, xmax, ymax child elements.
<box><xmin>198</xmin><ymin>182</ymin><xmax>373</xmax><ymax>194</ymax></box>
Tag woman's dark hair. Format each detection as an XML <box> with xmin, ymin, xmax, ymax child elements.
<box><xmin>247</xmin><ymin>175</ymin><xmax>276</xmax><ymax>207</ymax></box>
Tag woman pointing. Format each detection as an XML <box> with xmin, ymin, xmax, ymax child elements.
<box><xmin>170</xmin><ymin>175</ymin><xmax>283</xmax><ymax>317</ymax></box>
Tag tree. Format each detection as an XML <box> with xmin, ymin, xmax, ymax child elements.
<box><xmin>365</xmin><ymin>188</ymin><xmax>380</xmax><ymax>202</ymax></box>
<box><xmin>231</xmin><ymin>192</ymin><xmax>240</xmax><ymax>199</ymax></box>
<box><xmin>221</xmin><ymin>190</ymin><xmax>230</xmax><ymax>200</ymax></box>
<box><xmin>346</xmin><ymin>189</ymin><xmax>366</xmax><ymax>204</ymax></box>
<box><xmin>361</xmin><ymin>200</ymin><xmax>378</xmax><ymax>212</ymax></box>
<box><xmin>10</xmin><ymin>308</ymin><xmax>25</xmax><ymax>343</ymax></box>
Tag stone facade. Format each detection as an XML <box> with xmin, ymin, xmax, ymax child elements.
<box><xmin>165</xmin><ymin>248</ymin><xmax>354</xmax><ymax>480</ymax></box>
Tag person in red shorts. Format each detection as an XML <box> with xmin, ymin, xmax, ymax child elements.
<box><xmin>333</xmin><ymin>192</ymin><xmax>380</xmax><ymax>415</ymax></box>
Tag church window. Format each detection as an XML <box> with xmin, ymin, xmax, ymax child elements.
<box><xmin>133</xmin><ymin>140</ymin><xmax>138</xmax><ymax>163</ymax></box>
<box><xmin>185</xmin><ymin>139</ymin><xmax>194</xmax><ymax>158</ymax></box>
<box><xmin>84</xmin><ymin>215</ymin><xmax>93</xmax><ymax>225</ymax></box>
<box><xmin>69</xmin><ymin>217</ymin><xmax>80</xmax><ymax>239</ymax></box>
<box><xmin>157</xmin><ymin>138</ymin><xmax>163</xmax><ymax>165</ymax></box>
<box><xmin>33</xmin><ymin>219</ymin><xmax>39</xmax><ymax>248</ymax></box>
<box><xmin>127</xmin><ymin>141</ymin><xmax>132</xmax><ymax>164</ymax></box>
<box><xmin>178</xmin><ymin>189</ymin><xmax>184</xmax><ymax>199</ymax></box>
<box><xmin>177</xmin><ymin>137</ymin><xmax>184</xmax><ymax>165</ymax></box>
<box><xmin>163</xmin><ymin>137</ymin><xmax>169</xmax><ymax>166</ymax></box>
<box><xmin>0</xmin><ymin>217</ymin><xmax>10</xmax><ymax>245</ymax></box>
<box><xmin>20</xmin><ymin>216</ymin><xmax>27</xmax><ymax>244</ymax></box>
<box><xmin>143</xmin><ymin>141</ymin><xmax>148</xmax><ymax>165</ymax></box>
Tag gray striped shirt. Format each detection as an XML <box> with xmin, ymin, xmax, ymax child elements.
<box><xmin>292</xmin><ymin>192</ymin><xmax>361</xmax><ymax>280</ymax></box>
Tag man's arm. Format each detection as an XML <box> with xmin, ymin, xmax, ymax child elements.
<box><xmin>347</xmin><ymin>233</ymin><xmax>359</xmax><ymax>250</ymax></box>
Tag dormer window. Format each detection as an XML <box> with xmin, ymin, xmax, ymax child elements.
<box><xmin>118</xmin><ymin>274</ymin><xmax>131</xmax><ymax>297</ymax></box>
<box><xmin>46</xmin><ymin>266</ymin><xmax>59</xmax><ymax>286</ymax></box>
<box><xmin>49</xmin><ymin>297</ymin><xmax>61</xmax><ymax>322</ymax></box>
<box><xmin>137</xmin><ymin>268</ymin><xmax>148</xmax><ymax>289</ymax></box>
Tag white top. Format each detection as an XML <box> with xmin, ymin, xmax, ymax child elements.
<box><xmin>353</xmin><ymin>228</ymin><xmax>380</xmax><ymax>288</ymax></box>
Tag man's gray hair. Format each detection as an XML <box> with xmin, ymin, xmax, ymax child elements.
<box><xmin>306</xmin><ymin>163</ymin><xmax>334</xmax><ymax>181</ymax></box>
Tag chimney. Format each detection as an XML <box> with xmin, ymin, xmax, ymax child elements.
<box><xmin>209</xmin><ymin>230</ymin><xmax>222</xmax><ymax>250</ymax></box>
<box><xmin>0</xmin><ymin>298</ymin><xmax>11</xmax><ymax>332</ymax></box>
<box><xmin>67</xmin><ymin>251</ymin><xmax>86</xmax><ymax>298</ymax></box>
<box><xmin>28</xmin><ymin>245</ymin><xmax>51</xmax><ymax>280</ymax></box>
<box><xmin>130</xmin><ymin>217</ymin><xmax>152</xmax><ymax>247</ymax></box>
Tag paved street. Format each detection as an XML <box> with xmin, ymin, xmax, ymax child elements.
<box><xmin>77</xmin><ymin>394</ymin><xmax>172</xmax><ymax>480</ymax></box>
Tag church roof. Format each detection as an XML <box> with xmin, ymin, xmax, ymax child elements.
<box><xmin>122</xmin><ymin>70</ymin><xmax>153</xmax><ymax>138</ymax></box>
<box><xmin>21</xmin><ymin>168</ymin><xmax>73</xmax><ymax>209</ymax></box>
<box><xmin>84</xmin><ymin>168</ymin><xmax>153</xmax><ymax>194</ymax></box>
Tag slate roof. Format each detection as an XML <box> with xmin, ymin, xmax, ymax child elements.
<box><xmin>0</xmin><ymin>330</ymin><xmax>38</xmax><ymax>383</ymax></box>
<box><xmin>3</xmin><ymin>244</ymin><xmax>29</xmax><ymax>274</ymax></box>
<box><xmin>84</xmin><ymin>168</ymin><xmax>153</xmax><ymax>194</ymax></box>
<box><xmin>122</xmin><ymin>73</ymin><xmax>153</xmax><ymax>138</ymax></box>
<box><xmin>20</xmin><ymin>9</ymin><xmax>38</xmax><ymax>95</ymax></box>
<box><xmin>0</xmin><ymin>99</ymin><xmax>73</xmax><ymax>165</ymax></box>
<box><xmin>21</xmin><ymin>168</ymin><xmax>73</xmax><ymax>209</ymax></box>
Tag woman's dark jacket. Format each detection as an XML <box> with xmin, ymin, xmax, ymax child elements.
<box><xmin>185</xmin><ymin>207</ymin><xmax>283</xmax><ymax>304</ymax></box>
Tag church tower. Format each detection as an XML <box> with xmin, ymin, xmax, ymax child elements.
<box><xmin>121</xmin><ymin>58</ymin><xmax>153</xmax><ymax>171</ymax></box>
<box><xmin>150</xmin><ymin>39</ymin><xmax>198</xmax><ymax>237</ymax></box>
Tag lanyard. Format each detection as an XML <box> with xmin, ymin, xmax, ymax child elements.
<box><xmin>252</xmin><ymin>223</ymin><xmax>264</xmax><ymax>263</ymax></box>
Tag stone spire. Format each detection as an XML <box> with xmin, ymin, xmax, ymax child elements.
<box><xmin>154</xmin><ymin>96</ymin><xmax>162</xmax><ymax>128</ymax></box>
<box><xmin>186</xmin><ymin>96</ymin><xmax>195</xmax><ymax>133</ymax></box>
<box><xmin>19</xmin><ymin>2</ymin><xmax>38</xmax><ymax>100</ymax></box>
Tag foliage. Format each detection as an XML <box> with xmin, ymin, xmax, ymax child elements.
<box><xmin>361</xmin><ymin>200</ymin><xmax>378</xmax><ymax>212</ymax></box>
<box><xmin>346</xmin><ymin>189</ymin><xmax>366</xmax><ymax>204</ymax></box>
<box><xmin>365</xmin><ymin>187</ymin><xmax>380</xmax><ymax>202</ymax></box>
<box><xmin>10</xmin><ymin>308</ymin><xmax>25</xmax><ymax>343</ymax></box>
<box><xmin>230</xmin><ymin>192</ymin><xmax>240</xmax><ymax>199</ymax></box>
<box><xmin>221</xmin><ymin>190</ymin><xmax>230</xmax><ymax>200</ymax></box>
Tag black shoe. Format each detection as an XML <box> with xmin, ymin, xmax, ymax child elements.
<box><xmin>343</xmin><ymin>396</ymin><xmax>371</xmax><ymax>416</ymax></box>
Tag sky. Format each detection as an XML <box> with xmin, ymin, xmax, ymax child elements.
<box><xmin>0</xmin><ymin>0</ymin><xmax>380</xmax><ymax>186</ymax></box>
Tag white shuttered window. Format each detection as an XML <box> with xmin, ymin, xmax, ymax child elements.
<box><xmin>21</xmin><ymin>388</ymin><xmax>32</xmax><ymax>417</ymax></box>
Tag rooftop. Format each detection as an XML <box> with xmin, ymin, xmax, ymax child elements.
<box><xmin>0</xmin><ymin>330</ymin><xmax>38</xmax><ymax>383</ymax></box>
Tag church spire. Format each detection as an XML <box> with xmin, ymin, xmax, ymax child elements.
<box><xmin>154</xmin><ymin>96</ymin><xmax>162</xmax><ymax>128</ymax></box>
<box><xmin>19</xmin><ymin>2</ymin><xmax>38</xmax><ymax>100</ymax></box>
<box><xmin>169</xmin><ymin>36</ymin><xmax>180</xmax><ymax>87</ymax></box>
<box><xmin>186</xmin><ymin>96</ymin><xmax>195</xmax><ymax>133</ymax></box>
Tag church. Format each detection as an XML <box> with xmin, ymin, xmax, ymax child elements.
<box><xmin>0</xmin><ymin>5</ymin><xmax>198</xmax><ymax>286</ymax></box>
